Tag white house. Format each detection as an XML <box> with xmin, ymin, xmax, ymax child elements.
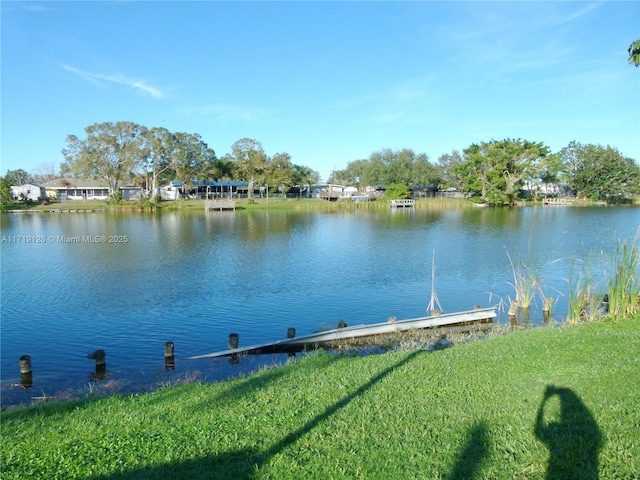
<box><xmin>41</xmin><ymin>178</ymin><xmax>110</xmax><ymax>200</ymax></box>
<box><xmin>155</xmin><ymin>181</ymin><xmax>184</xmax><ymax>201</ymax></box>
<box><xmin>10</xmin><ymin>184</ymin><xmax>47</xmax><ymax>202</ymax></box>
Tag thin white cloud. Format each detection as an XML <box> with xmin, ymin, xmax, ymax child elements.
<box><xmin>180</xmin><ymin>104</ymin><xmax>272</xmax><ymax>122</ymax></box>
<box><xmin>329</xmin><ymin>77</ymin><xmax>435</xmax><ymax>113</ymax></box>
<box><xmin>22</xmin><ymin>4</ymin><xmax>53</xmax><ymax>12</ymax></box>
<box><xmin>560</xmin><ymin>1</ymin><xmax>606</xmax><ymax>24</ymax></box>
<box><xmin>60</xmin><ymin>64</ymin><xmax>165</xmax><ymax>98</ymax></box>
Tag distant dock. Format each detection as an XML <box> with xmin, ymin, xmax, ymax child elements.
<box><xmin>388</xmin><ymin>199</ymin><xmax>415</xmax><ymax>208</ymax></box>
<box><xmin>205</xmin><ymin>199</ymin><xmax>236</xmax><ymax>211</ymax></box>
<box><xmin>543</xmin><ymin>198</ymin><xmax>572</xmax><ymax>206</ymax></box>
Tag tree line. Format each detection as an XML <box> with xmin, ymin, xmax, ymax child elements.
<box><xmin>0</xmin><ymin>121</ymin><xmax>321</xmax><ymax>201</ymax></box>
<box><xmin>328</xmin><ymin>139</ymin><xmax>639</xmax><ymax>204</ymax></box>
<box><xmin>2</xmin><ymin>128</ymin><xmax>639</xmax><ymax>205</ymax></box>
<box><xmin>58</xmin><ymin>122</ymin><xmax>321</xmax><ymax>197</ymax></box>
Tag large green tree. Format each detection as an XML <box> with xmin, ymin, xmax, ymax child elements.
<box><xmin>267</xmin><ymin>152</ymin><xmax>294</xmax><ymax>193</ymax></box>
<box><xmin>456</xmin><ymin>139</ymin><xmax>550</xmax><ymax>205</ymax></box>
<box><xmin>3</xmin><ymin>169</ymin><xmax>33</xmax><ymax>186</ymax></box>
<box><xmin>563</xmin><ymin>142</ymin><xmax>639</xmax><ymax>203</ymax></box>
<box><xmin>198</xmin><ymin>156</ymin><xmax>234</xmax><ymax>182</ymax></box>
<box><xmin>0</xmin><ymin>175</ymin><xmax>12</xmax><ymax>203</ymax></box>
<box><xmin>292</xmin><ymin>165</ymin><xmax>320</xmax><ymax>187</ymax></box>
<box><xmin>384</xmin><ymin>149</ymin><xmax>414</xmax><ymax>185</ymax></box>
<box><xmin>230</xmin><ymin>138</ymin><xmax>270</xmax><ymax>198</ymax></box>
<box><xmin>413</xmin><ymin>153</ymin><xmax>442</xmax><ymax>189</ymax></box>
<box><xmin>329</xmin><ymin>159</ymin><xmax>369</xmax><ymax>187</ymax></box>
<box><xmin>436</xmin><ymin>151</ymin><xmax>464</xmax><ymax>190</ymax></box>
<box><xmin>170</xmin><ymin>132</ymin><xmax>215</xmax><ymax>191</ymax></box>
<box><xmin>143</xmin><ymin>128</ymin><xmax>219</xmax><ymax>194</ymax></box>
<box><xmin>329</xmin><ymin>148</ymin><xmax>439</xmax><ymax>189</ymax></box>
<box><xmin>61</xmin><ymin>121</ymin><xmax>148</xmax><ymax>196</ymax></box>
<box><xmin>143</xmin><ymin>127</ymin><xmax>176</xmax><ymax>195</ymax></box>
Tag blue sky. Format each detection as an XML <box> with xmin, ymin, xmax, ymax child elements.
<box><xmin>2</xmin><ymin>1</ymin><xmax>639</xmax><ymax>182</ymax></box>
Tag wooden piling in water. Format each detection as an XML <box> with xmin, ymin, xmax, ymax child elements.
<box><xmin>19</xmin><ymin>355</ymin><xmax>32</xmax><ymax>375</ymax></box>
<box><xmin>88</xmin><ymin>349</ymin><xmax>106</xmax><ymax>366</ymax></box>
<box><xmin>287</xmin><ymin>328</ymin><xmax>296</xmax><ymax>357</ymax></box>
<box><xmin>88</xmin><ymin>349</ymin><xmax>106</xmax><ymax>379</ymax></box>
<box><xmin>165</xmin><ymin>341</ymin><xmax>175</xmax><ymax>370</ymax></box>
<box><xmin>19</xmin><ymin>355</ymin><xmax>33</xmax><ymax>388</ymax></box>
<box><xmin>508</xmin><ymin>300</ymin><xmax>519</xmax><ymax>317</ymax></box>
<box><xmin>229</xmin><ymin>333</ymin><xmax>239</xmax><ymax>364</ymax></box>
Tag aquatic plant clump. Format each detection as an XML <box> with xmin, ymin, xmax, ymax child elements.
<box><xmin>566</xmin><ymin>229</ymin><xmax>639</xmax><ymax>323</ymax></box>
<box><xmin>606</xmin><ymin>229</ymin><xmax>640</xmax><ymax>319</ymax></box>
<box><xmin>506</xmin><ymin>254</ymin><xmax>538</xmax><ymax>309</ymax></box>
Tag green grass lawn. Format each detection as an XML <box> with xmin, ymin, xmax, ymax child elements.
<box><xmin>2</xmin><ymin>319</ymin><xmax>639</xmax><ymax>480</ymax></box>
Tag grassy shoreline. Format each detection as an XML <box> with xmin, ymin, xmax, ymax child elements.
<box><xmin>2</xmin><ymin>318</ymin><xmax>639</xmax><ymax>479</ymax></box>
<box><xmin>6</xmin><ymin>195</ymin><xmax>637</xmax><ymax>214</ymax></box>
<box><xmin>0</xmin><ymin>196</ymin><xmax>472</xmax><ymax>213</ymax></box>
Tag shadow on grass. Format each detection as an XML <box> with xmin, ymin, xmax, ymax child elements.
<box><xmin>208</xmin><ymin>352</ymin><xmax>340</xmax><ymax>406</ymax></box>
<box><xmin>82</xmin><ymin>449</ymin><xmax>261</xmax><ymax>480</ymax></box>
<box><xmin>0</xmin><ymin>395</ymin><xmax>105</xmax><ymax>421</ymax></box>
<box><xmin>535</xmin><ymin>385</ymin><xmax>602</xmax><ymax>480</ymax></box>
<box><xmin>141</xmin><ymin>356</ymin><xmax>296</xmax><ymax>413</ymax></box>
<box><xmin>258</xmin><ymin>350</ymin><xmax>422</xmax><ymax>460</ymax></box>
<box><xmin>446</xmin><ymin>422</ymin><xmax>489</xmax><ymax>480</ymax></box>
<box><xmin>85</xmin><ymin>350</ymin><xmax>423</xmax><ymax>480</ymax></box>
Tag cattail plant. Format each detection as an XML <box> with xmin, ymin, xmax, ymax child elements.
<box><xmin>506</xmin><ymin>251</ymin><xmax>538</xmax><ymax>311</ymax></box>
<box><xmin>566</xmin><ymin>252</ymin><xmax>602</xmax><ymax>323</ymax></box>
<box><xmin>606</xmin><ymin>229</ymin><xmax>639</xmax><ymax>319</ymax></box>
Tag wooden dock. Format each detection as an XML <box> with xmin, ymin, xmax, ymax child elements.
<box><xmin>389</xmin><ymin>199</ymin><xmax>415</xmax><ymax>208</ymax></box>
<box><xmin>186</xmin><ymin>307</ymin><xmax>496</xmax><ymax>360</ymax></box>
<box><xmin>543</xmin><ymin>197</ymin><xmax>572</xmax><ymax>206</ymax></box>
<box><xmin>205</xmin><ymin>199</ymin><xmax>236</xmax><ymax>211</ymax></box>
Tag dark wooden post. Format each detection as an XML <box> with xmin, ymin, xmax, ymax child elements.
<box><xmin>287</xmin><ymin>327</ymin><xmax>296</xmax><ymax>357</ymax></box>
<box><xmin>165</xmin><ymin>341</ymin><xmax>175</xmax><ymax>370</ymax></box>
<box><xmin>88</xmin><ymin>349</ymin><xmax>106</xmax><ymax>379</ymax></box>
<box><xmin>19</xmin><ymin>355</ymin><xmax>33</xmax><ymax>388</ymax></box>
<box><xmin>19</xmin><ymin>355</ymin><xmax>32</xmax><ymax>374</ymax></box>
<box><xmin>229</xmin><ymin>333</ymin><xmax>239</xmax><ymax>364</ymax></box>
<box><xmin>88</xmin><ymin>349</ymin><xmax>106</xmax><ymax>366</ymax></box>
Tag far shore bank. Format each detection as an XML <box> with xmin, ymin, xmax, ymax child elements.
<box><xmin>3</xmin><ymin>195</ymin><xmax>638</xmax><ymax>214</ymax></box>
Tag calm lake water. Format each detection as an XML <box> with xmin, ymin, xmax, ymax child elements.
<box><xmin>1</xmin><ymin>205</ymin><xmax>638</xmax><ymax>406</ymax></box>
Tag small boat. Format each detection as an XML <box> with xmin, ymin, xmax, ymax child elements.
<box><xmin>185</xmin><ymin>307</ymin><xmax>497</xmax><ymax>360</ymax></box>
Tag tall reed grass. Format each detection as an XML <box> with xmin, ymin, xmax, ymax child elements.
<box><xmin>506</xmin><ymin>252</ymin><xmax>538</xmax><ymax>311</ymax></box>
<box><xmin>606</xmin><ymin>229</ymin><xmax>640</xmax><ymax>319</ymax></box>
<box><xmin>505</xmin><ymin>251</ymin><xmax>562</xmax><ymax>316</ymax></box>
<box><xmin>566</xmin><ymin>253</ymin><xmax>601</xmax><ymax>323</ymax></box>
<box><xmin>566</xmin><ymin>229</ymin><xmax>639</xmax><ymax>323</ymax></box>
